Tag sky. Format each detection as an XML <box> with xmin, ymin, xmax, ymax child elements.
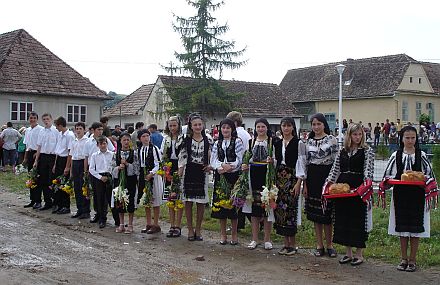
<box><xmin>1</xmin><ymin>0</ymin><xmax>440</xmax><ymax>95</ymax></box>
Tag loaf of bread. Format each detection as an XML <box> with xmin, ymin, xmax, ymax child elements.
<box><xmin>329</xmin><ymin>183</ymin><xmax>351</xmax><ymax>194</ymax></box>
<box><xmin>401</xmin><ymin>170</ymin><xmax>425</xmax><ymax>182</ymax></box>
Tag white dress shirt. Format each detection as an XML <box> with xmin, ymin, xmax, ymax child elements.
<box><xmin>23</xmin><ymin>124</ymin><xmax>43</xmax><ymax>151</ymax></box>
<box><xmin>69</xmin><ymin>136</ymin><xmax>89</xmax><ymax>160</ymax></box>
<box><xmin>89</xmin><ymin>150</ymin><xmax>114</xmax><ymax>180</ymax></box>
<box><xmin>210</xmin><ymin>138</ymin><xmax>243</xmax><ymax>172</ymax></box>
<box><xmin>55</xmin><ymin>130</ymin><xmax>75</xmax><ymax>157</ymax></box>
<box><xmin>37</xmin><ymin>125</ymin><xmax>59</xmax><ymax>154</ymax></box>
<box><xmin>85</xmin><ymin>136</ymin><xmax>115</xmax><ymax>163</ymax></box>
<box><xmin>236</xmin><ymin>127</ymin><xmax>251</xmax><ymax>157</ymax></box>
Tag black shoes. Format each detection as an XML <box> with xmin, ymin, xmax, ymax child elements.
<box><xmin>57</xmin><ymin>207</ymin><xmax>70</xmax><ymax>214</ymax></box>
<box><xmin>78</xmin><ymin>213</ymin><xmax>90</xmax><ymax>219</ymax></box>
<box><xmin>71</xmin><ymin>212</ymin><xmax>81</xmax><ymax>218</ymax></box>
<box><xmin>24</xmin><ymin>202</ymin><xmax>35</xmax><ymax>208</ymax></box>
<box><xmin>39</xmin><ymin>204</ymin><xmax>52</xmax><ymax>211</ymax></box>
<box><xmin>32</xmin><ymin>202</ymin><xmax>42</xmax><ymax>209</ymax></box>
<box><xmin>51</xmin><ymin>206</ymin><xmax>60</xmax><ymax>213</ymax></box>
<box><xmin>98</xmin><ymin>221</ymin><xmax>106</xmax><ymax>228</ymax></box>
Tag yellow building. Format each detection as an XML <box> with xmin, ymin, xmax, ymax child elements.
<box><xmin>280</xmin><ymin>54</ymin><xmax>440</xmax><ymax>131</ymax></box>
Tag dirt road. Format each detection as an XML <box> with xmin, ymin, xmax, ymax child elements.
<box><xmin>0</xmin><ymin>187</ymin><xmax>438</xmax><ymax>285</ymax></box>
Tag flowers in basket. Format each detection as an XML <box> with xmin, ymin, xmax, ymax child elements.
<box><xmin>212</xmin><ymin>174</ymin><xmax>234</xmax><ymax>212</ymax></box>
<box><xmin>139</xmin><ymin>168</ymin><xmax>154</xmax><ymax>208</ymax></box>
<box><xmin>166</xmin><ymin>172</ymin><xmax>184</xmax><ymax>210</ymax></box>
<box><xmin>25</xmin><ymin>167</ymin><xmax>38</xmax><ymax>190</ymax></box>
<box><xmin>15</xmin><ymin>164</ymin><xmax>27</xmax><ymax>175</ymax></box>
<box><xmin>112</xmin><ymin>169</ymin><xmax>129</xmax><ymax>211</ymax></box>
<box><xmin>231</xmin><ymin>150</ymin><xmax>252</xmax><ymax>208</ymax></box>
<box><xmin>60</xmin><ymin>179</ymin><xmax>74</xmax><ymax>197</ymax></box>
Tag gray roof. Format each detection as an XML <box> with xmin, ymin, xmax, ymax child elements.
<box><xmin>159</xmin><ymin>75</ymin><xmax>296</xmax><ymax>117</ymax></box>
<box><xmin>280</xmin><ymin>54</ymin><xmax>440</xmax><ymax>102</ymax></box>
<box><xmin>104</xmin><ymin>84</ymin><xmax>154</xmax><ymax>117</ymax></box>
<box><xmin>0</xmin><ymin>29</ymin><xmax>108</xmax><ymax>99</ymax></box>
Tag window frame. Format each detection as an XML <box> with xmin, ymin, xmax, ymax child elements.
<box><xmin>10</xmin><ymin>101</ymin><xmax>33</xmax><ymax>122</ymax></box>
<box><xmin>416</xmin><ymin>101</ymin><xmax>422</xmax><ymax>121</ymax></box>
<box><xmin>402</xmin><ymin>100</ymin><xmax>408</xmax><ymax>121</ymax></box>
<box><xmin>66</xmin><ymin>104</ymin><xmax>87</xmax><ymax>123</ymax></box>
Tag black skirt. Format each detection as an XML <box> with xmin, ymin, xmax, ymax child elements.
<box><xmin>183</xmin><ymin>162</ymin><xmax>206</xmax><ymax>199</ymax></box>
<box><xmin>393</xmin><ymin>185</ymin><xmax>425</xmax><ymax>233</ymax></box>
<box><xmin>305</xmin><ymin>163</ymin><xmax>332</xmax><ymax>224</ymax></box>
<box><xmin>332</xmin><ymin>172</ymin><xmax>368</xmax><ymax>248</ymax></box>
<box><xmin>250</xmin><ymin>164</ymin><xmax>267</xmax><ymax>217</ymax></box>
<box><xmin>211</xmin><ymin>171</ymin><xmax>240</xmax><ymax>220</ymax></box>
<box><xmin>274</xmin><ymin>165</ymin><xmax>299</xmax><ymax>236</ymax></box>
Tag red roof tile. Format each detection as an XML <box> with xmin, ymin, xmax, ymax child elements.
<box><xmin>103</xmin><ymin>84</ymin><xmax>155</xmax><ymax>117</ymax></box>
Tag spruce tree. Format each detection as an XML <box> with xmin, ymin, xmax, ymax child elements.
<box><xmin>163</xmin><ymin>0</ymin><xmax>246</xmax><ymax>117</ymax></box>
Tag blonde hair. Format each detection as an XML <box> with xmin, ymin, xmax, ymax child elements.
<box><xmin>344</xmin><ymin>123</ymin><xmax>367</xmax><ymax>151</ymax></box>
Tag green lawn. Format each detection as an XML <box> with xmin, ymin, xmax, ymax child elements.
<box><xmin>2</xmin><ymin>171</ymin><xmax>439</xmax><ymax>268</ymax></box>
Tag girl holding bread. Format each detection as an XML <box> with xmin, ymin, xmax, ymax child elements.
<box><xmin>380</xmin><ymin>125</ymin><xmax>438</xmax><ymax>272</ymax></box>
<box><xmin>324</xmin><ymin>123</ymin><xmax>374</xmax><ymax>266</ymax></box>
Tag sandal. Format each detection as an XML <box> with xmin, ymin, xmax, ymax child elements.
<box><xmin>166</xmin><ymin>227</ymin><xmax>176</xmax><ymax>238</ymax></box>
<box><xmin>397</xmin><ymin>259</ymin><xmax>408</xmax><ymax>271</ymax></box>
<box><xmin>194</xmin><ymin>235</ymin><xmax>203</xmax><ymax>241</ymax></box>
<box><xmin>115</xmin><ymin>225</ymin><xmax>125</xmax><ymax>233</ymax></box>
<box><xmin>230</xmin><ymin>240</ymin><xmax>238</xmax><ymax>246</ymax></box>
<box><xmin>339</xmin><ymin>256</ymin><xmax>353</xmax><ymax>264</ymax></box>
<box><xmin>172</xmin><ymin>227</ymin><xmax>182</xmax><ymax>238</ymax></box>
<box><xmin>351</xmin><ymin>258</ymin><xmax>363</xmax><ymax>266</ymax></box>
<box><xmin>314</xmin><ymin>248</ymin><xmax>325</xmax><ymax>257</ymax></box>
<box><xmin>125</xmin><ymin>225</ymin><xmax>133</xmax><ymax>234</ymax></box>
<box><xmin>187</xmin><ymin>230</ymin><xmax>195</xmax><ymax>241</ymax></box>
<box><xmin>327</xmin><ymin>248</ymin><xmax>337</xmax><ymax>258</ymax></box>
<box><xmin>141</xmin><ymin>225</ymin><xmax>152</xmax><ymax>233</ymax></box>
<box><xmin>219</xmin><ymin>240</ymin><xmax>228</xmax><ymax>245</ymax></box>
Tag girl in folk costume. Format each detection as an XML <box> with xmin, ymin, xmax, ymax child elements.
<box><xmin>324</xmin><ymin>124</ymin><xmax>374</xmax><ymax>265</ymax></box>
<box><xmin>111</xmin><ymin>132</ymin><xmax>139</xmax><ymax>234</ymax></box>
<box><xmin>297</xmin><ymin>113</ymin><xmax>339</xmax><ymax>257</ymax></box>
<box><xmin>273</xmin><ymin>117</ymin><xmax>302</xmax><ymax>256</ymax></box>
<box><xmin>161</xmin><ymin>116</ymin><xmax>184</xmax><ymax>238</ymax></box>
<box><xmin>210</xmin><ymin>119</ymin><xmax>243</xmax><ymax>245</ymax></box>
<box><xmin>178</xmin><ymin>113</ymin><xmax>212</xmax><ymax>241</ymax></box>
<box><xmin>137</xmin><ymin>129</ymin><xmax>164</xmax><ymax>234</ymax></box>
<box><xmin>242</xmin><ymin>118</ymin><xmax>275</xmax><ymax>250</ymax></box>
<box><xmin>380</xmin><ymin>126</ymin><xmax>438</xmax><ymax>272</ymax></box>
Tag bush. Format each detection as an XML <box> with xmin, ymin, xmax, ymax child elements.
<box><xmin>375</xmin><ymin>144</ymin><xmax>391</xmax><ymax>160</ymax></box>
<box><xmin>432</xmin><ymin>145</ymin><xmax>440</xmax><ymax>179</ymax></box>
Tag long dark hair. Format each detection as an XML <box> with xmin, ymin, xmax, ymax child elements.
<box><xmin>280</xmin><ymin>117</ymin><xmax>298</xmax><ymax>139</ymax></box>
<box><xmin>399</xmin><ymin>125</ymin><xmax>420</xmax><ymax>150</ymax></box>
<box><xmin>308</xmin><ymin>113</ymin><xmax>330</xmax><ymax>139</ymax></box>
<box><xmin>185</xmin><ymin>113</ymin><xmax>209</xmax><ymax>164</ymax></box>
<box><xmin>253</xmin><ymin>118</ymin><xmax>273</xmax><ymax>138</ymax></box>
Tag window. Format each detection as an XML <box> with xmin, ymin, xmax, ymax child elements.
<box><xmin>419</xmin><ymin>78</ymin><xmax>422</xmax><ymax>84</ymax></box>
<box><xmin>416</xmin><ymin>102</ymin><xmax>422</xmax><ymax>120</ymax></box>
<box><xmin>10</xmin><ymin>101</ymin><xmax>33</xmax><ymax>121</ymax></box>
<box><xmin>402</xmin><ymin>101</ymin><xmax>408</xmax><ymax>121</ymax></box>
<box><xmin>427</xmin><ymin>103</ymin><xmax>435</xmax><ymax>122</ymax></box>
<box><xmin>156</xmin><ymin>90</ymin><xmax>164</xmax><ymax>114</ymax></box>
<box><xmin>409</xmin><ymin>77</ymin><xmax>413</xmax><ymax>83</ymax></box>
<box><xmin>67</xmin><ymin>104</ymin><xmax>87</xmax><ymax>123</ymax></box>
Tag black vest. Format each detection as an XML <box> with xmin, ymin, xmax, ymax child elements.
<box><xmin>138</xmin><ymin>144</ymin><xmax>156</xmax><ymax>172</ymax></box>
<box><xmin>339</xmin><ymin>148</ymin><xmax>364</xmax><ymax>174</ymax></box>
<box><xmin>217</xmin><ymin>138</ymin><xmax>237</xmax><ymax>163</ymax></box>
<box><xmin>274</xmin><ymin>137</ymin><xmax>299</xmax><ymax>168</ymax></box>
<box><xmin>395</xmin><ymin>149</ymin><xmax>422</xmax><ymax>179</ymax></box>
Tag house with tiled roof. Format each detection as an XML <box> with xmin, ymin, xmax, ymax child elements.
<box><xmin>0</xmin><ymin>29</ymin><xmax>108</xmax><ymax>126</ymax></box>
<box><xmin>104</xmin><ymin>84</ymin><xmax>155</xmax><ymax>129</ymax></box>
<box><xmin>153</xmin><ymin>75</ymin><xmax>300</xmax><ymax>130</ymax></box>
<box><xmin>280</xmin><ymin>54</ymin><xmax>440</xmax><ymax>130</ymax></box>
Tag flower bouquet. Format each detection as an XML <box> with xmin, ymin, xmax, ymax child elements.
<box><xmin>260</xmin><ymin>138</ymin><xmax>278</xmax><ymax>221</ymax></box>
<box><xmin>50</xmin><ymin>175</ymin><xmax>67</xmax><ymax>193</ymax></box>
<box><xmin>112</xmin><ymin>168</ymin><xmax>129</xmax><ymax>210</ymax></box>
<box><xmin>212</xmin><ymin>174</ymin><xmax>234</xmax><ymax>212</ymax></box>
<box><xmin>61</xmin><ymin>179</ymin><xmax>75</xmax><ymax>197</ymax></box>
<box><xmin>166</xmin><ymin>172</ymin><xmax>184</xmax><ymax>210</ymax></box>
<box><xmin>25</xmin><ymin>167</ymin><xmax>38</xmax><ymax>190</ymax></box>
<box><xmin>138</xmin><ymin>168</ymin><xmax>154</xmax><ymax>208</ymax></box>
<box><xmin>15</xmin><ymin>164</ymin><xmax>27</xmax><ymax>175</ymax></box>
<box><xmin>231</xmin><ymin>150</ymin><xmax>252</xmax><ymax>209</ymax></box>
<box><xmin>82</xmin><ymin>173</ymin><xmax>90</xmax><ymax>200</ymax></box>
<box><xmin>157</xmin><ymin>161</ymin><xmax>173</xmax><ymax>183</ymax></box>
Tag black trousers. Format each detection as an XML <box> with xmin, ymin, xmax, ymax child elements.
<box><xmin>26</xmin><ymin>150</ymin><xmax>37</xmax><ymax>203</ymax></box>
<box><xmin>53</xmin><ymin>156</ymin><xmax>69</xmax><ymax>208</ymax></box>
<box><xmin>36</xmin><ymin>153</ymin><xmax>56</xmax><ymax>204</ymax></box>
<box><xmin>91</xmin><ymin>174</ymin><xmax>120</xmax><ymax>225</ymax></box>
<box><xmin>72</xmin><ymin>160</ymin><xmax>90</xmax><ymax>214</ymax></box>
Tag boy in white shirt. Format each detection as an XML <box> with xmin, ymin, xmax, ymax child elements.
<box><xmin>89</xmin><ymin>136</ymin><xmax>114</xmax><ymax>228</ymax></box>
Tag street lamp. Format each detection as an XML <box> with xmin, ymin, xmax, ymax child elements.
<box><xmin>336</xmin><ymin>64</ymin><xmax>346</xmax><ymax>145</ymax></box>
